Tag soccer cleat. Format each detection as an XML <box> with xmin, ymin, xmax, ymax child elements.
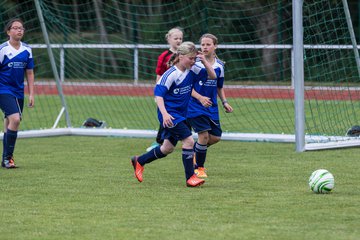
<box><xmin>194</xmin><ymin>167</ymin><xmax>207</xmax><ymax>178</ymax></box>
<box><xmin>3</xmin><ymin>157</ymin><xmax>16</xmax><ymax>169</ymax></box>
<box><xmin>131</xmin><ymin>156</ymin><xmax>144</xmax><ymax>182</ymax></box>
<box><xmin>146</xmin><ymin>142</ymin><xmax>159</xmax><ymax>152</ymax></box>
<box><xmin>186</xmin><ymin>174</ymin><xmax>205</xmax><ymax>187</ymax></box>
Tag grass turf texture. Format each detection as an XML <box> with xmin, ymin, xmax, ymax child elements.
<box><xmin>0</xmin><ymin>136</ymin><xmax>359</xmax><ymax>239</ymax></box>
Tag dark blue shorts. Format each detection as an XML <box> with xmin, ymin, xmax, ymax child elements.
<box><xmin>187</xmin><ymin>115</ymin><xmax>222</xmax><ymax>137</ymax></box>
<box><xmin>0</xmin><ymin>94</ymin><xmax>24</xmax><ymax>118</ymax></box>
<box><xmin>162</xmin><ymin>120</ymin><xmax>193</xmax><ymax>146</ymax></box>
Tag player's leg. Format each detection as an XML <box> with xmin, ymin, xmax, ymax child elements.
<box><xmin>131</xmin><ymin>130</ymin><xmax>176</xmax><ymax>182</ymax></box>
<box><xmin>207</xmin><ymin>119</ymin><xmax>222</xmax><ymax>147</ymax></box>
<box><xmin>174</xmin><ymin>121</ymin><xmax>204</xmax><ymax>187</ymax></box>
<box><xmin>146</xmin><ymin>124</ymin><xmax>164</xmax><ymax>152</ymax></box>
<box><xmin>3</xmin><ymin>113</ymin><xmax>21</xmax><ymax>169</ymax></box>
<box><xmin>0</xmin><ymin>95</ymin><xmax>23</xmax><ymax>169</ymax></box>
<box><xmin>199</xmin><ymin>119</ymin><xmax>222</xmax><ymax>173</ymax></box>
<box><xmin>181</xmin><ymin>135</ymin><xmax>195</xmax><ymax>181</ymax></box>
<box><xmin>194</xmin><ymin>130</ymin><xmax>209</xmax><ymax>177</ymax></box>
<box><xmin>207</xmin><ymin>134</ymin><xmax>221</xmax><ymax>146</ymax></box>
<box><xmin>2</xmin><ymin>117</ymin><xmax>8</xmax><ymax>167</ymax></box>
<box><xmin>182</xmin><ymin>136</ymin><xmax>204</xmax><ymax>187</ymax></box>
<box><xmin>187</xmin><ymin>116</ymin><xmax>211</xmax><ymax>177</ymax></box>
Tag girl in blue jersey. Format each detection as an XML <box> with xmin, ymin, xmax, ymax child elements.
<box><xmin>0</xmin><ymin>19</ymin><xmax>35</xmax><ymax>168</ymax></box>
<box><xmin>131</xmin><ymin>41</ymin><xmax>216</xmax><ymax>187</ymax></box>
<box><xmin>146</xmin><ymin>27</ymin><xmax>184</xmax><ymax>152</ymax></box>
<box><xmin>187</xmin><ymin>33</ymin><xmax>233</xmax><ymax>178</ymax></box>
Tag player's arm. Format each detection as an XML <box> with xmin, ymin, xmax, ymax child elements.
<box><xmin>197</xmin><ymin>52</ymin><xmax>216</xmax><ymax>79</ymax></box>
<box><xmin>155</xmin><ymin>96</ymin><xmax>174</xmax><ymax>127</ymax></box>
<box><xmin>217</xmin><ymin>88</ymin><xmax>233</xmax><ymax>113</ymax></box>
<box><xmin>191</xmin><ymin>89</ymin><xmax>212</xmax><ymax>107</ymax></box>
<box><xmin>155</xmin><ymin>52</ymin><xmax>165</xmax><ymax>83</ymax></box>
<box><xmin>26</xmin><ymin>69</ymin><xmax>35</xmax><ymax>107</ymax></box>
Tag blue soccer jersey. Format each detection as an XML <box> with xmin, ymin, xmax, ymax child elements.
<box><xmin>154</xmin><ymin>65</ymin><xmax>204</xmax><ymax>125</ymax></box>
<box><xmin>0</xmin><ymin>41</ymin><xmax>34</xmax><ymax>99</ymax></box>
<box><xmin>187</xmin><ymin>58</ymin><xmax>225</xmax><ymax>120</ymax></box>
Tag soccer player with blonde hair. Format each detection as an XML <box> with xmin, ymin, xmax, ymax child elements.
<box><xmin>146</xmin><ymin>27</ymin><xmax>184</xmax><ymax>152</ymax></box>
<box><xmin>131</xmin><ymin>41</ymin><xmax>216</xmax><ymax>187</ymax></box>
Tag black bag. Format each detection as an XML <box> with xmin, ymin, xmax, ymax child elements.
<box><xmin>82</xmin><ymin>118</ymin><xmax>106</xmax><ymax>128</ymax></box>
<box><xmin>346</xmin><ymin>125</ymin><xmax>360</xmax><ymax>137</ymax></box>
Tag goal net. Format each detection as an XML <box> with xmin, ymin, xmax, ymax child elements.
<box><xmin>2</xmin><ymin>0</ymin><xmax>360</xmax><ymax>151</ymax></box>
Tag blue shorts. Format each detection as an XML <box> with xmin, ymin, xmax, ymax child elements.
<box><xmin>0</xmin><ymin>94</ymin><xmax>24</xmax><ymax>118</ymax></box>
<box><xmin>187</xmin><ymin>115</ymin><xmax>222</xmax><ymax>137</ymax></box>
<box><xmin>162</xmin><ymin>120</ymin><xmax>192</xmax><ymax>146</ymax></box>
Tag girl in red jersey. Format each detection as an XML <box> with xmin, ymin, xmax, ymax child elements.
<box><xmin>147</xmin><ymin>27</ymin><xmax>184</xmax><ymax>152</ymax></box>
<box><xmin>155</xmin><ymin>27</ymin><xmax>183</xmax><ymax>81</ymax></box>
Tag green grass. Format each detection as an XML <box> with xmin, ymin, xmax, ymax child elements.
<box><xmin>0</xmin><ymin>136</ymin><xmax>359</xmax><ymax>239</ymax></box>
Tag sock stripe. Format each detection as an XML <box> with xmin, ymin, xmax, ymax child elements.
<box><xmin>195</xmin><ymin>142</ymin><xmax>207</xmax><ymax>152</ymax></box>
<box><xmin>182</xmin><ymin>149</ymin><xmax>194</xmax><ymax>159</ymax></box>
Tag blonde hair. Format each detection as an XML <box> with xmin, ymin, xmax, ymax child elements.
<box><xmin>199</xmin><ymin>33</ymin><xmax>225</xmax><ymax>64</ymax></box>
<box><xmin>165</xmin><ymin>27</ymin><xmax>183</xmax><ymax>41</ymax></box>
<box><xmin>168</xmin><ymin>41</ymin><xmax>197</xmax><ymax>66</ymax></box>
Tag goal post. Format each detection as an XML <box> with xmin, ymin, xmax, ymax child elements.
<box><xmin>293</xmin><ymin>0</ymin><xmax>305</xmax><ymax>152</ymax></box>
<box><xmin>2</xmin><ymin>0</ymin><xmax>360</xmax><ymax>151</ymax></box>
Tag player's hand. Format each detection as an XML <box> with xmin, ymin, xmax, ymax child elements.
<box><xmin>162</xmin><ymin>113</ymin><xmax>175</xmax><ymax>128</ymax></box>
<box><xmin>224</xmin><ymin>103</ymin><xmax>233</xmax><ymax>113</ymax></box>
<box><xmin>200</xmin><ymin>96</ymin><xmax>212</xmax><ymax>108</ymax></box>
<box><xmin>196</xmin><ymin>51</ymin><xmax>206</xmax><ymax>62</ymax></box>
<box><xmin>28</xmin><ymin>95</ymin><xmax>35</xmax><ymax>108</ymax></box>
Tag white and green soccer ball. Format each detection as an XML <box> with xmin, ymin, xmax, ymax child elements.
<box><xmin>309</xmin><ymin>169</ymin><xmax>335</xmax><ymax>193</ymax></box>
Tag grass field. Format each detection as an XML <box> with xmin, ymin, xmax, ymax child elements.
<box><xmin>0</xmin><ymin>136</ymin><xmax>359</xmax><ymax>239</ymax></box>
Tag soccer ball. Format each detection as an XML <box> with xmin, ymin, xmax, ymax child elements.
<box><xmin>308</xmin><ymin>169</ymin><xmax>335</xmax><ymax>193</ymax></box>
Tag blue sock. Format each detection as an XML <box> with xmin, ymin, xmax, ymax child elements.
<box><xmin>138</xmin><ymin>146</ymin><xmax>166</xmax><ymax>165</ymax></box>
<box><xmin>5</xmin><ymin>129</ymin><xmax>17</xmax><ymax>159</ymax></box>
<box><xmin>182</xmin><ymin>148</ymin><xmax>194</xmax><ymax>180</ymax></box>
<box><xmin>194</xmin><ymin>142</ymin><xmax>207</xmax><ymax>168</ymax></box>
<box><xmin>2</xmin><ymin>132</ymin><xmax>6</xmax><ymax>162</ymax></box>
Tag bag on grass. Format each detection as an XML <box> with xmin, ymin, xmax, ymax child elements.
<box><xmin>82</xmin><ymin>118</ymin><xmax>106</xmax><ymax>128</ymax></box>
<box><xmin>346</xmin><ymin>125</ymin><xmax>360</xmax><ymax>137</ymax></box>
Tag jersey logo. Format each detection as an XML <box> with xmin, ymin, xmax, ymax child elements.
<box><xmin>7</xmin><ymin>62</ymin><xmax>26</xmax><ymax>68</ymax></box>
<box><xmin>173</xmin><ymin>88</ymin><xmax>180</xmax><ymax>94</ymax></box>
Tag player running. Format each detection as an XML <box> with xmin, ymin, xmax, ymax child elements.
<box><xmin>146</xmin><ymin>27</ymin><xmax>184</xmax><ymax>152</ymax></box>
<box><xmin>187</xmin><ymin>33</ymin><xmax>233</xmax><ymax>178</ymax></box>
<box><xmin>131</xmin><ymin>41</ymin><xmax>216</xmax><ymax>187</ymax></box>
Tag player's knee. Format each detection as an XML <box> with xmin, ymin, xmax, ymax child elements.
<box><xmin>8</xmin><ymin>115</ymin><xmax>21</xmax><ymax>128</ymax></box>
<box><xmin>198</xmin><ymin>131</ymin><xmax>210</xmax><ymax>144</ymax></box>
<box><xmin>161</xmin><ymin>144</ymin><xmax>174</xmax><ymax>155</ymax></box>
<box><xmin>208</xmin><ymin>136</ymin><xmax>221</xmax><ymax>146</ymax></box>
<box><xmin>182</xmin><ymin>137</ymin><xmax>194</xmax><ymax>149</ymax></box>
